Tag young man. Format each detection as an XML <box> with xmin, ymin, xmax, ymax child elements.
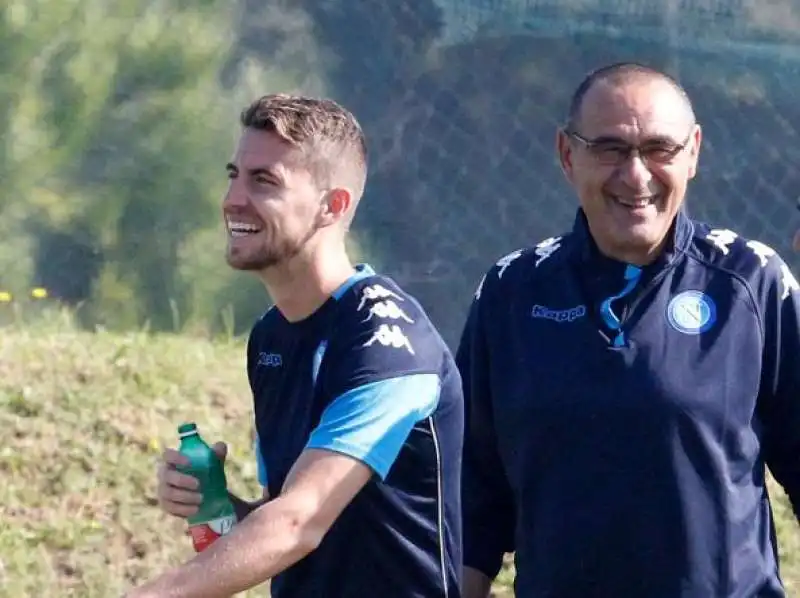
<box><xmin>459</xmin><ymin>63</ymin><xmax>800</xmax><ymax>598</ymax></box>
<box><xmin>127</xmin><ymin>95</ymin><xmax>463</xmax><ymax>598</ymax></box>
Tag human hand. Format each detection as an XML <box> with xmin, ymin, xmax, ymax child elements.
<box><xmin>156</xmin><ymin>442</ymin><xmax>228</xmax><ymax>518</ymax></box>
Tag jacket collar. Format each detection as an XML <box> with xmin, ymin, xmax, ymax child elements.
<box><xmin>569</xmin><ymin>207</ymin><xmax>693</xmax><ymax>274</ymax></box>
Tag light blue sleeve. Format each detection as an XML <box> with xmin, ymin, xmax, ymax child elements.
<box><xmin>305</xmin><ymin>373</ymin><xmax>441</xmax><ymax>480</ymax></box>
<box><xmin>255</xmin><ymin>432</ymin><xmax>268</xmax><ymax>487</ymax></box>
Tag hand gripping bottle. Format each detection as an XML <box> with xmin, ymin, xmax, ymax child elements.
<box><xmin>176</xmin><ymin>422</ymin><xmax>237</xmax><ymax>552</ymax></box>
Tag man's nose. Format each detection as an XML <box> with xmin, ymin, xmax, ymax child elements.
<box><xmin>223</xmin><ymin>181</ymin><xmax>248</xmax><ymax>208</ymax></box>
<box><xmin>616</xmin><ymin>152</ymin><xmax>654</xmax><ymax>189</ymax></box>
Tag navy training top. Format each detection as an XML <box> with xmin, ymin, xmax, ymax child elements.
<box><xmin>247</xmin><ymin>264</ymin><xmax>464</xmax><ymax>598</ymax></box>
<box><xmin>458</xmin><ymin>209</ymin><xmax>800</xmax><ymax>598</ymax></box>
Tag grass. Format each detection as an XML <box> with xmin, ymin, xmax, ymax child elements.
<box><xmin>0</xmin><ymin>311</ymin><xmax>798</xmax><ymax>597</ymax></box>
<box><xmin>0</xmin><ymin>312</ymin><xmax>266</xmax><ymax>597</ymax></box>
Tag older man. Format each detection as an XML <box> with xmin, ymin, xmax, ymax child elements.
<box><xmin>458</xmin><ymin>62</ymin><xmax>800</xmax><ymax>598</ymax></box>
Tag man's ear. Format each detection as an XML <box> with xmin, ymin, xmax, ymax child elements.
<box><xmin>557</xmin><ymin>128</ymin><xmax>575</xmax><ymax>184</ymax></box>
<box><xmin>686</xmin><ymin>123</ymin><xmax>703</xmax><ymax>180</ymax></box>
<box><xmin>318</xmin><ymin>188</ymin><xmax>352</xmax><ymax>227</ymax></box>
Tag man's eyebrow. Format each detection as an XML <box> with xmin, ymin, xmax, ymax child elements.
<box><xmin>640</xmin><ymin>134</ymin><xmax>683</xmax><ymax>144</ymax></box>
<box><xmin>586</xmin><ymin>134</ymin><xmax>630</xmax><ymax>144</ymax></box>
<box><xmin>590</xmin><ymin>133</ymin><xmax>682</xmax><ymax>145</ymax></box>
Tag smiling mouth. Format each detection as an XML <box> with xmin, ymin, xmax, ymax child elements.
<box><xmin>606</xmin><ymin>193</ymin><xmax>659</xmax><ymax>210</ymax></box>
<box><xmin>226</xmin><ymin>219</ymin><xmax>263</xmax><ymax>237</ymax></box>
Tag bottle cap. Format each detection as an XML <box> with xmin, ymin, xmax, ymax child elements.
<box><xmin>178</xmin><ymin>422</ymin><xmax>198</xmax><ymax>438</ymax></box>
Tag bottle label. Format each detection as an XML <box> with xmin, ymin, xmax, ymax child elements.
<box><xmin>189</xmin><ymin>514</ymin><xmax>237</xmax><ymax>552</ymax></box>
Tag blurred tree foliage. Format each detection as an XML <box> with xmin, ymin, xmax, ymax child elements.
<box><xmin>4</xmin><ymin>0</ymin><xmax>800</xmax><ymax>347</ymax></box>
<box><xmin>1</xmin><ymin>0</ymin><xmax>320</xmax><ymax>334</ymax></box>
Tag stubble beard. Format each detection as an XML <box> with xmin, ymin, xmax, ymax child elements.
<box><xmin>225</xmin><ymin>224</ymin><xmax>319</xmax><ymax>272</ymax></box>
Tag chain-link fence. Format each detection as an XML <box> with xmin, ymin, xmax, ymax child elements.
<box><xmin>296</xmin><ymin>0</ymin><xmax>800</xmax><ymax>347</ymax></box>
<box><xmin>3</xmin><ymin>0</ymin><xmax>799</xmax><ymax>348</ymax></box>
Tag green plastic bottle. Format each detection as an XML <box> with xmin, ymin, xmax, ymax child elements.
<box><xmin>176</xmin><ymin>422</ymin><xmax>237</xmax><ymax>552</ymax></box>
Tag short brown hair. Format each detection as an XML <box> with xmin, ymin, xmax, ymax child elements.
<box><xmin>240</xmin><ymin>94</ymin><xmax>368</xmax><ymax>198</ymax></box>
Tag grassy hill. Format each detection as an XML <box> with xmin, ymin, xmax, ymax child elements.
<box><xmin>1</xmin><ymin>312</ymin><xmax>798</xmax><ymax>597</ymax></box>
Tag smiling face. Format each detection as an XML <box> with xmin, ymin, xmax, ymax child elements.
<box><xmin>221</xmin><ymin>95</ymin><xmax>368</xmax><ymax>274</ymax></box>
<box><xmin>222</xmin><ymin>128</ymin><xmax>324</xmax><ymax>271</ymax></box>
<box><xmin>558</xmin><ymin>76</ymin><xmax>702</xmax><ymax>264</ymax></box>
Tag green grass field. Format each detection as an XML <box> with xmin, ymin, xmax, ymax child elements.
<box><xmin>1</xmin><ymin>312</ymin><xmax>798</xmax><ymax>597</ymax></box>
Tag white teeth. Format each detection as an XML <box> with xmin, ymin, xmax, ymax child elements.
<box><xmin>227</xmin><ymin>220</ymin><xmax>261</xmax><ymax>234</ymax></box>
<box><xmin>613</xmin><ymin>195</ymin><xmax>654</xmax><ymax>208</ymax></box>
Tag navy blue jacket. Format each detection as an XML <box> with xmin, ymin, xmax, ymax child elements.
<box><xmin>247</xmin><ymin>264</ymin><xmax>463</xmax><ymax>598</ymax></box>
<box><xmin>457</xmin><ymin>209</ymin><xmax>800</xmax><ymax>598</ymax></box>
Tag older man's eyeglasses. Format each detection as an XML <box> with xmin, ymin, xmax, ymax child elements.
<box><xmin>564</xmin><ymin>128</ymin><xmax>694</xmax><ymax>165</ymax></box>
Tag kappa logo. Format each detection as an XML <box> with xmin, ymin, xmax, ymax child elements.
<box><xmin>534</xmin><ymin>237</ymin><xmax>562</xmax><ymax>267</ymax></box>
<box><xmin>531</xmin><ymin>304</ymin><xmax>586</xmax><ymax>323</ymax></box>
<box><xmin>496</xmin><ymin>250</ymin><xmax>523</xmax><ymax>279</ymax></box>
<box><xmin>257</xmin><ymin>352</ymin><xmax>283</xmax><ymax>367</ymax></box>
<box><xmin>667</xmin><ymin>291</ymin><xmax>717</xmax><ymax>335</ymax></box>
<box><xmin>363</xmin><ymin>324</ymin><xmax>415</xmax><ymax>355</ymax></box>
<box><xmin>357</xmin><ymin>284</ymin><xmax>403</xmax><ymax>311</ymax></box>
<box><xmin>707</xmin><ymin>232</ymin><xmax>798</xmax><ymax>302</ymax></box>
<box><xmin>362</xmin><ymin>299</ymin><xmax>415</xmax><ymax>323</ymax></box>
<box><xmin>744</xmin><ymin>240</ymin><xmax>799</xmax><ymax>300</ymax></box>
<box><xmin>746</xmin><ymin>240</ymin><xmax>776</xmax><ymax>267</ymax></box>
<box><xmin>706</xmin><ymin>229</ymin><xmax>738</xmax><ymax>255</ymax></box>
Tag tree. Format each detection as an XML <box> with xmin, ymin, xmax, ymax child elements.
<box><xmin>3</xmin><ymin>0</ymin><xmax>300</xmax><ymax>333</ymax></box>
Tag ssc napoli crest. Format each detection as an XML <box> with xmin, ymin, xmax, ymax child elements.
<box><xmin>667</xmin><ymin>290</ymin><xmax>717</xmax><ymax>335</ymax></box>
